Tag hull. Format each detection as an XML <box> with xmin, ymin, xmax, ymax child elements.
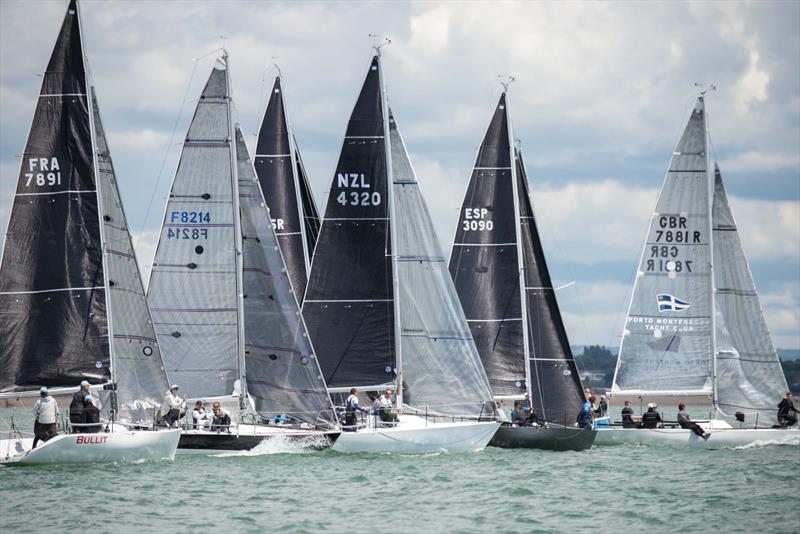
<box><xmin>177</xmin><ymin>424</ymin><xmax>340</xmax><ymax>454</ymax></box>
<box><xmin>594</xmin><ymin>424</ymin><xmax>800</xmax><ymax>449</ymax></box>
<box><xmin>332</xmin><ymin>415</ymin><xmax>500</xmax><ymax>454</ymax></box>
<box><xmin>0</xmin><ymin>429</ymin><xmax>181</xmax><ymax>465</ymax></box>
<box><xmin>490</xmin><ymin>425</ymin><xmax>596</xmax><ymax>451</ymax></box>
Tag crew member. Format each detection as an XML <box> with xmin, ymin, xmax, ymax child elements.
<box><xmin>160</xmin><ymin>385</ymin><xmax>187</xmax><ymax>428</ymax></box>
<box><xmin>576</xmin><ymin>395</ymin><xmax>593</xmax><ymax>429</ymax></box>
<box><xmin>377</xmin><ymin>388</ymin><xmax>398</xmax><ymax>424</ymax></box>
<box><xmin>621</xmin><ymin>400</ymin><xmax>637</xmax><ymax>429</ymax></box>
<box><xmin>677</xmin><ymin>403</ymin><xmax>709</xmax><ymax>440</ymax></box>
<box><xmin>777</xmin><ymin>392</ymin><xmax>799</xmax><ymax>428</ymax></box>
<box><xmin>210</xmin><ymin>402</ymin><xmax>231</xmax><ymax>433</ymax></box>
<box><xmin>640</xmin><ymin>403</ymin><xmax>663</xmax><ymax>429</ymax></box>
<box><xmin>82</xmin><ymin>395</ymin><xmax>101</xmax><ymax>433</ymax></box>
<box><xmin>69</xmin><ymin>380</ymin><xmax>91</xmax><ymax>433</ymax></box>
<box><xmin>32</xmin><ymin>387</ymin><xmax>59</xmax><ymax>449</ymax></box>
<box><xmin>344</xmin><ymin>388</ymin><xmax>369</xmax><ymax>432</ymax></box>
<box><xmin>192</xmin><ymin>400</ymin><xmax>210</xmax><ymax>430</ymax></box>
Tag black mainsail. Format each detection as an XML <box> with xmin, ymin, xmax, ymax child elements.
<box><xmin>0</xmin><ymin>0</ymin><xmax>170</xmax><ymax>423</ymax></box>
<box><xmin>302</xmin><ymin>56</ymin><xmax>395</xmax><ymax>390</ymax></box>
<box><xmin>254</xmin><ymin>76</ymin><xmax>320</xmax><ymax>303</ymax></box>
<box><xmin>449</xmin><ymin>93</ymin><xmax>585</xmax><ymax>421</ymax></box>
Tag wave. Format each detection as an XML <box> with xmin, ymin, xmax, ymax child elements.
<box><xmin>726</xmin><ymin>434</ymin><xmax>800</xmax><ymax>450</ymax></box>
<box><xmin>212</xmin><ymin>434</ymin><xmax>330</xmax><ymax>457</ymax></box>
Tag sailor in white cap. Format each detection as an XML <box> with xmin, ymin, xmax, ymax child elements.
<box><xmin>640</xmin><ymin>402</ymin><xmax>663</xmax><ymax>429</ymax></box>
<box><xmin>33</xmin><ymin>386</ymin><xmax>60</xmax><ymax>448</ymax></box>
<box><xmin>69</xmin><ymin>380</ymin><xmax>92</xmax><ymax>433</ymax></box>
<box><xmin>160</xmin><ymin>384</ymin><xmax>188</xmax><ymax>428</ymax></box>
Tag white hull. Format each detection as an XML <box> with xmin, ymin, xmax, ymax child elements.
<box><xmin>332</xmin><ymin>415</ymin><xmax>500</xmax><ymax>454</ymax></box>
<box><xmin>595</xmin><ymin>422</ymin><xmax>799</xmax><ymax>449</ymax></box>
<box><xmin>0</xmin><ymin>429</ymin><xmax>181</xmax><ymax>464</ymax></box>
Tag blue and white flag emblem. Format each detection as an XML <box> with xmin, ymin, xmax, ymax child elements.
<box><xmin>657</xmin><ymin>294</ymin><xmax>690</xmax><ymax>312</ymax></box>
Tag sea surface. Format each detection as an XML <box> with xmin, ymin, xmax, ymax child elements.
<box><xmin>1</xmin><ymin>416</ymin><xmax>798</xmax><ymax>534</ymax></box>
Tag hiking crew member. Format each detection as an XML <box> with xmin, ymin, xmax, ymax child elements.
<box><xmin>777</xmin><ymin>392</ymin><xmax>799</xmax><ymax>428</ymax></box>
<box><xmin>344</xmin><ymin>388</ymin><xmax>369</xmax><ymax>432</ymax></box>
<box><xmin>640</xmin><ymin>403</ymin><xmax>663</xmax><ymax>429</ymax></box>
<box><xmin>69</xmin><ymin>380</ymin><xmax>91</xmax><ymax>433</ymax></box>
<box><xmin>210</xmin><ymin>402</ymin><xmax>231</xmax><ymax>433</ymax></box>
<box><xmin>621</xmin><ymin>400</ymin><xmax>637</xmax><ymax>429</ymax></box>
<box><xmin>576</xmin><ymin>396</ymin><xmax>593</xmax><ymax>429</ymax></box>
<box><xmin>32</xmin><ymin>387</ymin><xmax>59</xmax><ymax>449</ymax></box>
<box><xmin>160</xmin><ymin>385</ymin><xmax>187</xmax><ymax>428</ymax></box>
<box><xmin>82</xmin><ymin>395</ymin><xmax>101</xmax><ymax>433</ymax></box>
<box><xmin>677</xmin><ymin>403</ymin><xmax>709</xmax><ymax>440</ymax></box>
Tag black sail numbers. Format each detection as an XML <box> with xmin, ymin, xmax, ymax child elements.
<box><xmin>303</xmin><ymin>56</ymin><xmax>394</xmax><ymax>388</ymax></box>
<box><xmin>0</xmin><ymin>0</ymin><xmax>110</xmax><ymax>390</ymax></box>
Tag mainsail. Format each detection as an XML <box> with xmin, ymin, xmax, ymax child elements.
<box><xmin>0</xmin><ymin>0</ymin><xmax>167</xmax><ymax>423</ymax></box>
<box><xmin>254</xmin><ymin>77</ymin><xmax>319</xmax><ymax>303</ymax></box>
<box><xmin>303</xmin><ymin>56</ymin><xmax>395</xmax><ymax>390</ymax></box>
<box><xmin>712</xmin><ymin>164</ymin><xmax>788</xmax><ymax>425</ymax></box>
<box><xmin>390</xmin><ymin>112</ymin><xmax>495</xmax><ymax>416</ymax></box>
<box><xmin>449</xmin><ymin>93</ymin><xmax>584</xmax><ymax>421</ymax></box>
<box><xmin>148</xmin><ymin>58</ymin><xmax>244</xmax><ymax>399</ymax></box>
<box><xmin>612</xmin><ymin>97</ymin><xmax>714</xmax><ymax>396</ymax></box>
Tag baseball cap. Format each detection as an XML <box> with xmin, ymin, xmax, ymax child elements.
<box><xmin>170</xmin><ymin>384</ymin><xmax>179</xmax><ymax>390</ymax></box>
<box><xmin>80</xmin><ymin>380</ymin><xmax>90</xmax><ymax>387</ymax></box>
<box><xmin>40</xmin><ymin>386</ymin><xmax>48</xmax><ymax>396</ymax></box>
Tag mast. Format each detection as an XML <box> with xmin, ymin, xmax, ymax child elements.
<box><xmin>705</xmin><ymin>94</ymin><xmax>718</xmax><ymax>411</ymax></box>
<box><xmin>377</xmin><ymin>48</ymin><xmax>403</xmax><ymax>410</ymax></box>
<box><xmin>78</xmin><ymin>0</ymin><xmax>117</xmax><ymax>391</ymax></box>
<box><xmin>504</xmin><ymin>87</ymin><xmax>533</xmax><ymax>403</ymax></box>
<box><xmin>224</xmin><ymin>50</ymin><xmax>248</xmax><ymax>409</ymax></box>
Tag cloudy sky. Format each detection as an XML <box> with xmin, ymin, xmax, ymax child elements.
<box><xmin>1</xmin><ymin>0</ymin><xmax>798</xmax><ymax>348</ymax></box>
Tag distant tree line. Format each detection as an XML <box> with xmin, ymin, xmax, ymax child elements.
<box><xmin>574</xmin><ymin>345</ymin><xmax>800</xmax><ymax>395</ymax></box>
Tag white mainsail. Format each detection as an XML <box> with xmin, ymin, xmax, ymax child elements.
<box><xmin>712</xmin><ymin>164</ymin><xmax>788</xmax><ymax>426</ymax></box>
<box><xmin>612</xmin><ymin>97</ymin><xmax>714</xmax><ymax>396</ymax></box>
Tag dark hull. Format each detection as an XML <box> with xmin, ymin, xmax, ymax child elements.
<box><xmin>490</xmin><ymin>425</ymin><xmax>596</xmax><ymax>451</ymax></box>
<box><xmin>177</xmin><ymin>431</ymin><xmax>340</xmax><ymax>452</ymax></box>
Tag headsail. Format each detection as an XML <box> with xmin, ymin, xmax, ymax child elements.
<box><xmin>92</xmin><ymin>89</ymin><xmax>169</xmax><ymax>421</ymax></box>
<box><xmin>449</xmin><ymin>94</ymin><xmax>525</xmax><ymax>398</ymax></box>
<box><xmin>712</xmin><ymin>164</ymin><xmax>787</xmax><ymax>425</ymax></box>
<box><xmin>148</xmin><ymin>58</ymin><xmax>242</xmax><ymax>399</ymax></box>
<box><xmin>612</xmin><ymin>97</ymin><xmax>714</xmax><ymax>397</ymax></box>
<box><xmin>254</xmin><ymin>77</ymin><xmax>318</xmax><ymax>303</ymax></box>
<box><xmin>515</xmin><ymin>147</ymin><xmax>584</xmax><ymax>421</ymax></box>
<box><xmin>236</xmin><ymin>127</ymin><xmax>336</xmax><ymax>427</ymax></box>
<box><xmin>294</xmin><ymin>136</ymin><xmax>321</xmax><ymax>261</ymax></box>
<box><xmin>390</xmin><ymin>112</ymin><xmax>495</xmax><ymax>416</ymax></box>
<box><xmin>303</xmin><ymin>56</ymin><xmax>395</xmax><ymax>389</ymax></box>
<box><xmin>0</xmin><ymin>0</ymin><xmax>111</xmax><ymax>392</ymax></box>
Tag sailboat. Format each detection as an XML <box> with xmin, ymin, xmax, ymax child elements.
<box><xmin>147</xmin><ymin>53</ymin><xmax>339</xmax><ymax>453</ymax></box>
<box><xmin>599</xmin><ymin>95</ymin><xmax>799</xmax><ymax>448</ymax></box>
<box><xmin>302</xmin><ymin>52</ymin><xmax>500</xmax><ymax>454</ymax></box>
<box><xmin>0</xmin><ymin>0</ymin><xmax>180</xmax><ymax>464</ymax></box>
<box><xmin>254</xmin><ymin>73</ymin><xmax>320</xmax><ymax>303</ymax></box>
<box><xmin>448</xmin><ymin>91</ymin><xmax>596</xmax><ymax>451</ymax></box>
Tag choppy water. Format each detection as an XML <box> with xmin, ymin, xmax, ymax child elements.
<box><xmin>1</xmin><ymin>425</ymin><xmax>798</xmax><ymax>534</ymax></box>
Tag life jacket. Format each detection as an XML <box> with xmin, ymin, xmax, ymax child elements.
<box><xmin>69</xmin><ymin>391</ymin><xmax>85</xmax><ymax>416</ymax></box>
<box><xmin>641</xmin><ymin>410</ymin><xmax>660</xmax><ymax>428</ymax></box>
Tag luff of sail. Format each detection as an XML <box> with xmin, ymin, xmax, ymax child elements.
<box><xmin>515</xmin><ymin>147</ymin><xmax>584</xmax><ymax>421</ymax></box>
<box><xmin>449</xmin><ymin>94</ymin><xmax>525</xmax><ymax>398</ymax></box>
<box><xmin>92</xmin><ymin>88</ymin><xmax>170</xmax><ymax>422</ymax></box>
<box><xmin>0</xmin><ymin>0</ymin><xmax>111</xmax><ymax>392</ymax></box>
<box><xmin>712</xmin><ymin>164</ymin><xmax>788</xmax><ymax>426</ymax></box>
<box><xmin>303</xmin><ymin>55</ymin><xmax>395</xmax><ymax>389</ymax></box>
<box><xmin>612</xmin><ymin>97</ymin><xmax>713</xmax><ymax>396</ymax></box>
<box><xmin>294</xmin><ymin>135</ymin><xmax>321</xmax><ymax>262</ymax></box>
<box><xmin>390</xmin><ymin>112</ymin><xmax>495</xmax><ymax>417</ymax></box>
<box><xmin>254</xmin><ymin>77</ymin><xmax>317</xmax><ymax>304</ymax></box>
<box><xmin>235</xmin><ymin>127</ymin><xmax>336</xmax><ymax>427</ymax></box>
<box><xmin>148</xmin><ymin>58</ymin><xmax>242</xmax><ymax>399</ymax></box>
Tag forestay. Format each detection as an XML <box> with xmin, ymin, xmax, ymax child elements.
<box><xmin>390</xmin><ymin>113</ymin><xmax>495</xmax><ymax>417</ymax></box>
<box><xmin>303</xmin><ymin>56</ymin><xmax>395</xmax><ymax>389</ymax></box>
<box><xmin>0</xmin><ymin>0</ymin><xmax>110</xmax><ymax>392</ymax></box>
<box><xmin>515</xmin><ymin>147</ymin><xmax>584</xmax><ymax>421</ymax></box>
<box><xmin>612</xmin><ymin>97</ymin><xmax>713</xmax><ymax>396</ymax></box>
<box><xmin>712</xmin><ymin>165</ymin><xmax>787</xmax><ymax>426</ymax></box>
<box><xmin>236</xmin><ymin>128</ymin><xmax>336</xmax><ymax>428</ymax></box>
<box><xmin>148</xmin><ymin>59</ymin><xmax>242</xmax><ymax>399</ymax></box>
<box><xmin>92</xmin><ymin>89</ymin><xmax>169</xmax><ymax>422</ymax></box>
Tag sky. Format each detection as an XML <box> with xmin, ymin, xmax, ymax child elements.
<box><xmin>1</xmin><ymin>0</ymin><xmax>798</xmax><ymax>348</ymax></box>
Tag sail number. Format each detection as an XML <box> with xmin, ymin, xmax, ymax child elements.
<box><xmin>24</xmin><ymin>157</ymin><xmax>61</xmax><ymax>187</ymax></box>
<box><xmin>167</xmin><ymin>211</ymin><xmax>211</xmax><ymax>240</ymax></box>
<box><xmin>462</xmin><ymin>208</ymin><xmax>493</xmax><ymax>231</ymax></box>
<box><xmin>646</xmin><ymin>246</ymin><xmax>692</xmax><ymax>272</ymax></box>
<box><xmin>167</xmin><ymin>228</ymin><xmax>208</xmax><ymax>240</ymax></box>
<box><xmin>654</xmin><ymin>216</ymin><xmax>701</xmax><ymax>244</ymax></box>
<box><xmin>336</xmin><ymin>173</ymin><xmax>381</xmax><ymax>206</ymax></box>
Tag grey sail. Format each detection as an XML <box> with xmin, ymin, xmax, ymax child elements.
<box><xmin>235</xmin><ymin>127</ymin><xmax>336</xmax><ymax>428</ymax></box>
<box><xmin>390</xmin><ymin>112</ymin><xmax>495</xmax><ymax>417</ymax></box>
<box><xmin>148</xmin><ymin>58</ymin><xmax>242</xmax><ymax>399</ymax></box>
<box><xmin>92</xmin><ymin>89</ymin><xmax>170</xmax><ymax>422</ymax></box>
<box><xmin>712</xmin><ymin>165</ymin><xmax>787</xmax><ymax>426</ymax></box>
<box><xmin>612</xmin><ymin>97</ymin><xmax>714</xmax><ymax>396</ymax></box>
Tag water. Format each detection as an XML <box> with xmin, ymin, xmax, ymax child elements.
<box><xmin>1</xmin><ymin>432</ymin><xmax>798</xmax><ymax>533</ymax></box>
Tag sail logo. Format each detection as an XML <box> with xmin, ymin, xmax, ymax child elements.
<box><xmin>656</xmin><ymin>294</ymin><xmax>690</xmax><ymax>312</ymax></box>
